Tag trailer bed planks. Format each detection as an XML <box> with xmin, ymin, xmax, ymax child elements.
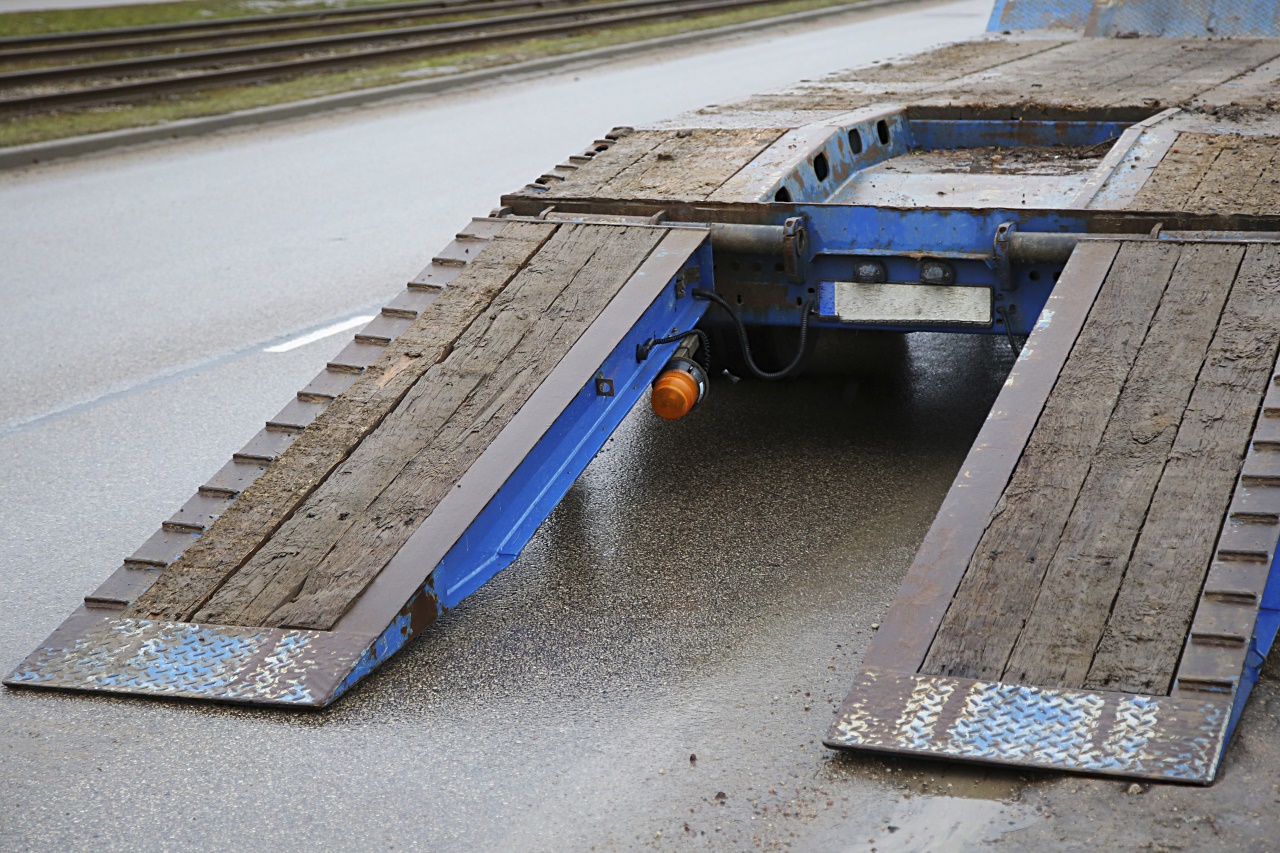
<box><xmin>828</xmin><ymin>237</ymin><xmax>1280</xmax><ymax>782</ymax></box>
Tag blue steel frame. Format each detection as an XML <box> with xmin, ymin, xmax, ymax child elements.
<box><xmin>715</xmin><ymin>204</ymin><xmax>1089</xmax><ymax>337</ymax></box>
<box><xmin>773</xmin><ymin>113</ymin><xmax>1132</xmax><ymax>207</ymax></box>
<box><xmin>330</xmin><ymin>238</ymin><xmax>714</xmax><ymax>700</ymax></box>
<box><xmin>1228</xmin><ymin>550</ymin><xmax>1280</xmax><ymax>742</ymax></box>
<box><xmin>987</xmin><ymin>0</ymin><xmax>1092</xmax><ymax>32</ymax></box>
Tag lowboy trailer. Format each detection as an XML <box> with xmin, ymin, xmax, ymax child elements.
<box><xmin>10</xmin><ymin>0</ymin><xmax>1280</xmax><ymax>785</ymax></box>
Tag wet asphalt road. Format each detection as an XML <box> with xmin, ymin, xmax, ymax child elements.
<box><xmin>4</xmin><ymin>1</ymin><xmax>1280</xmax><ymax>849</ymax></box>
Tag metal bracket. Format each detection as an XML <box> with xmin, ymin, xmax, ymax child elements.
<box><xmin>675</xmin><ymin>265</ymin><xmax>700</xmax><ymax>298</ymax></box>
<box><xmin>594</xmin><ymin>373</ymin><xmax>615</xmax><ymax>397</ymax></box>
<box><xmin>782</xmin><ymin>216</ymin><xmax>809</xmax><ymax>283</ymax></box>
<box><xmin>993</xmin><ymin>220</ymin><xmax>1016</xmax><ymax>292</ymax></box>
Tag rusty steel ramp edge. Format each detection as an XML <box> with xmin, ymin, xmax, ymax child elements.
<box><xmin>825</xmin><ymin>237</ymin><xmax>1280</xmax><ymax>784</ymax></box>
<box><xmin>6</xmin><ymin>222</ymin><xmax>713</xmax><ymax>707</ymax></box>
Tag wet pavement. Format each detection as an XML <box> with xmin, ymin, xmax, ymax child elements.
<box><xmin>1</xmin><ymin>332</ymin><xmax>1028</xmax><ymax>850</ymax></box>
<box><xmin>4</xmin><ymin>0</ymin><xmax>1280</xmax><ymax>848</ymax></box>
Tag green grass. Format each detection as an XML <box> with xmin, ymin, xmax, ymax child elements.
<box><xmin>0</xmin><ymin>0</ymin><xmax>406</xmax><ymax>37</ymax></box>
<box><xmin>0</xmin><ymin>0</ymin><xmax>872</xmax><ymax>148</ymax></box>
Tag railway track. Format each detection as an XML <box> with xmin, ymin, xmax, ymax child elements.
<box><xmin>0</xmin><ymin>0</ymin><xmax>796</xmax><ymax>114</ymax></box>
<box><xmin>0</xmin><ymin>0</ymin><xmax>601</xmax><ymax>61</ymax></box>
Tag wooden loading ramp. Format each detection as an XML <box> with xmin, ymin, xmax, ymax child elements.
<box><xmin>826</xmin><ymin>236</ymin><xmax>1280</xmax><ymax>783</ymax></box>
<box><xmin>5</xmin><ymin>220</ymin><xmax>712</xmax><ymax>706</ymax></box>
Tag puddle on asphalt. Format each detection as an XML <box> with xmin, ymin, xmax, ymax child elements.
<box><xmin>891</xmin><ymin>760</ymin><xmax>1026</xmax><ymax>800</ymax></box>
<box><xmin>866</xmin><ymin>795</ymin><xmax>1036</xmax><ymax>851</ymax></box>
<box><xmin>816</xmin><ymin>753</ymin><xmax>1036</xmax><ymax>851</ymax></box>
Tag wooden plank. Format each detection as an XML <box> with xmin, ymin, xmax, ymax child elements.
<box><xmin>921</xmin><ymin>241</ymin><xmax>1181</xmax><ymax>680</ymax></box>
<box><xmin>1130</xmin><ymin>133</ymin><xmax>1234</xmax><ymax>211</ymax></box>
<box><xmin>1084</xmin><ymin>40</ymin><xmax>1280</xmax><ymax>110</ymax></box>
<box><xmin>195</xmin><ymin>223</ymin><xmax>667</xmax><ymax>629</ymax></box>
<box><xmin>1154</xmin><ymin>40</ymin><xmax>1280</xmax><ymax>97</ymax></box>
<box><xmin>862</xmin><ymin>241</ymin><xmax>1120</xmax><ymax>672</ymax></box>
<box><xmin>1187</xmin><ymin>135</ymin><xmax>1280</xmax><ymax>211</ymax></box>
<box><xmin>728</xmin><ymin>86</ymin><xmax>881</xmax><ymax>116</ymax></box>
<box><xmin>1002</xmin><ymin>243</ymin><xmax>1245</xmax><ymax>689</ymax></box>
<box><xmin>126</xmin><ymin>221</ymin><xmax>558</xmax><ymax>622</ymax></box>
<box><xmin>720</xmin><ymin>37</ymin><xmax>1280</xmax><ymax>125</ymax></box>
<box><xmin>905</xmin><ymin>39</ymin><xmax>1280</xmax><ymax>116</ymax></box>
<box><xmin>592</xmin><ymin>128</ymin><xmax>784</xmax><ymax>201</ymax></box>
<box><xmin>536</xmin><ymin>131</ymin><xmax>667</xmax><ymax>199</ymax></box>
<box><xmin>826</xmin><ymin>38</ymin><xmax>1071</xmax><ymax>84</ymax></box>
<box><xmin>1192</xmin><ymin>137</ymin><xmax>1280</xmax><ymax>214</ymax></box>
<box><xmin>925</xmin><ymin>38</ymin><xmax>1155</xmax><ymax>112</ymax></box>
<box><xmin>332</xmin><ymin>226</ymin><xmax>710</xmax><ymax>637</ymax></box>
<box><xmin>1194</xmin><ymin>54</ymin><xmax>1280</xmax><ymax>110</ymax></box>
<box><xmin>1089</xmin><ymin>243</ymin><xmax>1280</xmax><ymax>694</ymax></box>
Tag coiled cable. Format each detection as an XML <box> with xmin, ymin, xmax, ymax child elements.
<box><xmin>692</xmin><ymin>287</ymin><xmax>813</xmax><ymax>380</ymax></box>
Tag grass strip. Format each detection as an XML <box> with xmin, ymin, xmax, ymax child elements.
<box><xmin>0</xmin><ymin>0</ymin><xmax>416</xmax><ymax>37</ymax></box>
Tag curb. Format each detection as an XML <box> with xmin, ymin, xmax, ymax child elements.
<box><xmin>0</xmin><ymin>0</ymin><xmax>918</xmax><ymax>170</ymax></box>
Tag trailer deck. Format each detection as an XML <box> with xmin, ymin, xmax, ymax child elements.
<box><xmin>9</xmin><ymin>0</ymin><xmax>1280</xmax><ymax>785</ymax></box>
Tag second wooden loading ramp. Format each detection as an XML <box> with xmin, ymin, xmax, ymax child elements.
<box><xmin>827</xmin><ymin>236</ymin><xmax>1280</xmax><ymax>783</ymax></box>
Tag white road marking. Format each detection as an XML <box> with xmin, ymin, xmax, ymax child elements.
<box><xmin>264</xmin><ymin>315</ymin><xmax>374</xmax><ymax>353</ymax></box>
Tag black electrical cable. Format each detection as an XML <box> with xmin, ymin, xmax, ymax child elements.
<box><xmin>640</xmin><ymin>327</ymin><xmax>711</xmax><ymax>371</ymax></box>
<box><xmin>997</xmin><ymin>305</ymin><xmax>1025</xmax><ymax>356</ymax></box>
<box><xmin>691</xmin><ymin>288</ymin><xmax>813</xmax><ymax>381</ymax></box>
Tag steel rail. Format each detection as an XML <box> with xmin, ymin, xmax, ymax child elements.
<box><xmin>0</xmin><ymin>0</ymin><xmax>750</xmax><ymax>86</ymax></box>
<box><xmin>0</xmin><ymin>0</ymin><xmax>513</xmax><ymax>48</ymax></box>
<box><xmin>0</xmin><ymin>0</ymin><xmax>790</xmax><ymax>113</ymax></box>
<box><xmin>0</xmin><ymin>0</ymin><xmax>598</xmax><ymax>63</ymax></box>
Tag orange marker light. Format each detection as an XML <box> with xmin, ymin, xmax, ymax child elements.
<box><xmin>648</xmin><ymin>332</ymin><xmax>707</xmax><ymax>420</ymax></box>
<box><xmin>652</xmin><ymin>369</ymin><xmax>700</xmax><ymax>420</ymax></box>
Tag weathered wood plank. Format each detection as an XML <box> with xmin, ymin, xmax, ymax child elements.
<box><xmin>1187</xmin><ymin>138</ymin><xmax>1260</xmax><ymax>212</ymax></box>
<box><xmin>926</xmin><ymin>38</ymin><xmax>1156</xmax><ymax>111</ymax></box>
<box><xmin>1196</xmin><ymin>137</ymin><xmax>1280</xmax><ymax>214</ymax></box>
<box><xmin>862</xmin><ymin>241</ymin><xmax>1121</xmax><ymax>673</ymax></box>
<box><xmin>922</xmin><ymin>241</ymin><xmax>1181</xmax><ymax>680</ymax></box>
<box><xmin>722</xmin><ymin>38</ymin><xmax>1280</xmax><ymax>121</ymax></box>
<box><xmin>827</xmin><ymin>38</ymin><xmax>1071</xmax><ymax>84</ymax></box>
<box><xmin>536</xmin><ymin>130</ymin><xmax>667</xmax><ymax>199</ymax></box>
<box><xmin>1130</xmin><ymin>133</ymin><xmax>1233</xmax><ymax>211</ymax></box>
<box><xmin>1149</xmin><ymin>133</ymin><xmax>1280</xmax><ymax>216</ymax></box>
<box><xmin>1193</xmin><ymin>54</ymin><xmax>1280</xmax><ymax>110</ymax></box>
<box><xmin>1155</xmin><ymin>40</ymin><xmax>1280</xmax><ymax>97</ymax></box>
<box><xmin>1085</xmin><ymin>40</ymin><xmax>1280</xmax><ymax>110</ymax></box>
<box><xmin>196</xmin><ymin>224</ymin><xmax>666</xmax><ymax>629</ymax></box>
<box><xmin>268</xmin><ymin>223</ymin><xmax>669</xmax><ymax>629</ymax></box>
<box><xmin>1002</xmin><ymin>243</ymin><xmax>1245</xmax><ymax>688</ymax></box>
<box><xmin>127</xmin><ymin>221</ymin><xmax>558</xmax><ymax>622</ymax></box>
<box><xmin>593</xmin><ymin>128</ymin><xmax>784</xmax><ymax>201</ymax></box>
<box><xmin>1088</xmin><ymin>243</ymin><xmax>1280</xmax><ymax>694</ymax></box>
